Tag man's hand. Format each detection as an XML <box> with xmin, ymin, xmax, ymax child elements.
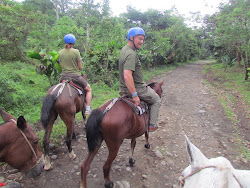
<box><xmin>133</xmin><ymin>96</ymin><xmax>140</xmax><ymax>107</ymax></box>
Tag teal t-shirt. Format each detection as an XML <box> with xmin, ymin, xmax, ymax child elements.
<box><xmin>119</xmin><ymin>45</ymin><xmax>146</xmax><ymax>92</ymax></box>
<box><xmin>59</xmin><ymin>48</ymin><xmax>81</xmax><ymax>76</ymax></box>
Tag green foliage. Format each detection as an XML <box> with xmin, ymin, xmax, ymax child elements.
<box><xmin>206</xmin><ymin>62</ymin><xmax>250</xmax><ymax>107</ymax></box>
<box><xmin>0</xmin><ymin>1</ymin><xmax>25</xmax><ymax>60</ymax></box>
<box><xmin>48</xmin><ymin>16</ymin><xmax>79</xmax><ymax>49</ymax></box>
<box><xmin>0</xmin><ymin>61</ymin><xmax>50</xmax><ymax>123</ymax></box>
<box><xmin>205</xmin><ymin>0</ymin><xmax>250</xmax><ymax>79</ymax></box>
<box><xmin>28</xmin><ymin>50</ymin><xmax>62</xmax><ymax>86</ymax></box>
<box><xmin>204</xmin><ymin>61</ymin><xmax>250</xmax><ymax>158</ymax></box>
<box><xmin>1</xmin><ymin>0</ymin><xmax>211</xmax><ymax>84</ymax></box>
<box><xmin>81</xmin><ymin>17</ymin><xmax>126</xmax><ymax>86</ymax></box>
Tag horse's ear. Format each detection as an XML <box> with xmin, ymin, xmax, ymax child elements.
<box><xmin>17</xmin><ymin>116</ymin><xmax>27</xmax><ymax>130</ymax></box>
<box><xmin>0</xmin><ymin>108</ymin><xmax>16</xmax><ymax>122</ymax></box>
<box><xmin>159</xmin><ymin>80</ymin><xmax>164</xmax><ymax>86</ymax></box>
<box><xmin>185</xmin><ymin>135</ymin><xmax>209</xmax><ymax>168</ymax></box>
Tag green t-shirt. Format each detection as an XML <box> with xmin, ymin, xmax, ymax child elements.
<box><xmin>119</xmin><ymin>45</ymin><xmax>146</xmax><ymax>92</ymax></box>
<box><xmin>59</xmin><ymin>48</ymin><xmax>81</xmax><ymax>76</ymax></box>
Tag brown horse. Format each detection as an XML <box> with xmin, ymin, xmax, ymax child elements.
<box><xmin>41</xmin><ymin>81</ymin><xmax>86</xmax><ymax>170</ymax></box>
<box><xmin>80</xmin><ymin>81</ymin><xmax>164</xmax><ymax>188</ymax></box>
<box><xmin>0</xmin><ymin>108</ymin><xmax>44</xmax><ymax>178</ymax></box>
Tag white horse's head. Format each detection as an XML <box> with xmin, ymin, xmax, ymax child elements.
<box><xmin>181</xmin><ymin>135</ymin><xmax>250</xmax><ymax>188</ymax></box>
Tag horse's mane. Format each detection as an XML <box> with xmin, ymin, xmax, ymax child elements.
<box><xmin>147</xmin><ymin>82</ymin><xmax>157</xmax><ymax>87</ymax></box>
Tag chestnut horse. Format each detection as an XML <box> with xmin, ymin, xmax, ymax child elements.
<box><xmin>41</xmin><ymin>81</ymin><xmax>86</xmax><ymax>170</ymax></box>
<box><xmin>81</xmin><ymin>81</ymin><xmax>164</xmax><ymax>188</ymax></box>
<box><xmin>0</xmin><ymin>108</ymin><xmax>44</xmax><ymax>178</ymax></box>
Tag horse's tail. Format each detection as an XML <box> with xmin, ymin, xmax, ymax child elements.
<box><xmin>86</xmin><ymin>109</ymin><xmax>105</xmax><ymax>152</ymax></box>
<box><xmin>41</xmin><ymin>94</ymin><xmax>57</xmax><ymax>129</ymax></box>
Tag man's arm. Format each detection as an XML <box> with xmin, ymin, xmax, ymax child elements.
<box><xmin>124</xmin><ymin>69</ymin><xmax>140</xmax><ymax>106</ymax></box>
<box><xmin>77</xmin><ymin>61</ymin><xmax>82</xmax><ymax>70</ymax></box>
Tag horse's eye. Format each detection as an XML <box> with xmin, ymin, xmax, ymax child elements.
<box><xmin>34</xmin><ymin>139</ymin><xmax>40</xmax><ymax>145</ymax></box>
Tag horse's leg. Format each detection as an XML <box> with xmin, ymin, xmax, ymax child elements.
<box><xmin>72</xmin><ymin>130</ymin><xmax>76</xmax><ymax>139</ymax></box>
<box><xmin>103</xmin><ymin>142</ymin><xmax>122</xmax><ymax>188</ymax></box>
<box><xmin>80</xmin><ymin>144</ymin><xmax>102</xmax><ymax>188</ymax></box>
<box><xmin>81</xmin><ymin>110</ymin><xmax>86</xmax><ymax>128</ymax></box>
<box><xmin>129</xmin><ymin>138</ymin><xmax>136</xmax><ymax>167</ymax></box>
<box><xmin>60</xmin><ymin>113</ymin><xmax>76</xmax><ymax>159</ymax></box>
<box><xmin>43</xmin><ymin>112</ymin><xmax>58</xmax><ymax>170</ymax></box>
<box><xmin>144</xmin><ymin>131</ymin><xmax>150</xmax><ymax>149</ymax></box>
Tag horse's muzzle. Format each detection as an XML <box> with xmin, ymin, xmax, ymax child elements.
<box><xmin>25</xmin><ymin>158</ymin><xmax>45</xmax><ymax>178</ymax></box>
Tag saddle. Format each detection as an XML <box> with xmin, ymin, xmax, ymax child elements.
<box><xmin>104</xmin><ymin>97</ymin><xmax>149</xmax><ymax>115</ymax></box>
<box><xmin>60</xmin><ymin>76</ymin><xmax>84</xmax><ymax>91</ymax></box>
<box><xmin>51</xmin><ymin>80</ymin><xmax>83</xmax><ymax>99</ymax></box>
<box><xmin>62</xmin><ymin>80</ymin><xmax>83</xmax><ymax>92</ymax></box>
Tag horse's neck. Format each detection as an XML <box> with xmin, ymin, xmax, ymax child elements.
<box><xmin>184</xmin><ymin>168</ymin><xmax>243</xmax><ymax>188</ymax></box>
<box><xmin>233</xmin><ymin>169</ymin><xmax>250</xmax><ymax>188</ymax></box>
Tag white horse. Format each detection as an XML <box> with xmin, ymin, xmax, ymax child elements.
<box><xmin>180</xmin><ymin>135</ymin><xmax>250</xmax><ymax>188</ymax></box>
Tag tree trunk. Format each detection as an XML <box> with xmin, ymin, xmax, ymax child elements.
<box><xmin>242</xmin><ymin>54</ymin><xmax>249</xmax><ymax>80</ymax></box>
<box><xmin>237</xmin><ymin>51</ymin><xmax>241</xmax><ymax>67</ymax></box>
<box><xmin>86</xmin><ymin>23</ymin><xmax>90</xmax><ymax>53</ymax></box>
<box><xmin>56</xmin><ymin>0</ymin><xmax>59</xmax><ymax>20</ymax></box>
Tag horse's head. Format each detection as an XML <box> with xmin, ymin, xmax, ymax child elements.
<box><xmin>148</xmin><ymin>80</ymin><xmax>164</xmax><ymax>98</ymax></box>
<box><xmin>181</xmin><ymin>135</ymin><xmax>250</xmax><ymax>188</ymax></box>
<box><xmin>0</xmin><ymin>109</ymin><xmax>44</xmax><ymax>178</ymax></box>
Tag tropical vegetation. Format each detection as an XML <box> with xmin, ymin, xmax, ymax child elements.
<box><xmin>0</xmin><ymin>0</ymin><xmax>249</xmax><ymax>124</ymax></box>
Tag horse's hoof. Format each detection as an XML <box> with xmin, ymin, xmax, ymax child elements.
<box><xmin>44</xmin><ymin>155</ymin><xmax>53</xmax><ymax>170</ymax></box>
<box><xmin>69</xmin><ymin>151</ymin><xmax>77</xmax><ymax>160</ymax></box>
<box><xmin>129</xmin><ymin>157</ymin><xmax>135</xmax><ymax>167</ymax></box>
<box><xmin>144</xmin><ymin>144</ymin><xmax>150</xmax><ymax>149</ymax></box>
<box><xmin>105</xmin><ymin>182</ymin><xmax>114</xmax><ymax>188</ymax></box>
<box><xmin>44</xmin><ymin>164</ymin><xmax>53</xmax><ymax>171</ymax></box>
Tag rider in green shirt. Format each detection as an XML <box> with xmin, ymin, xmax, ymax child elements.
<box><xmin>59</xmin><ymin>34</ymin><xmax>92</xmax><ymax>115</ymax></box>
<box><xmin>119</xmin><ymin>27</ymin><xmax>161</xmax><ymax>132</ymax></box>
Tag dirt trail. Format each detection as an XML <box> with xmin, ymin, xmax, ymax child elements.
<box><xmin>3</xmin><ymin>61</ymin><xmax>249</xmax><ymax>188</ymax></box>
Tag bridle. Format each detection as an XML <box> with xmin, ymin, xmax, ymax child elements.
<box><xmin>179</xmin><ymin>165</ymin><xmax>243</xmax><ymax>188</ymax></box>
<box><xmin>10</xmin><ymin>119</ymin><xmax>43</xmax><ymax>173</ymax></box>
<box><xmin>179</xmin><ymin>165</ymin><xmax>216</xmax><ymax>187</ymax></box>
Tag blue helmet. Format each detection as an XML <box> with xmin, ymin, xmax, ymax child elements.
<box><xmin>64</xmin><ymin>34</ymin><xmax>76</xmax><ymax>44</ymax></box>
<box><xmin>127</xmin><ymin>27</ymin><xmax>145</xmax><ymax>40</ymax></box>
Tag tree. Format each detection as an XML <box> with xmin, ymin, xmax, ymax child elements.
<box><xmin>207</xmin><ymin>0</ymin><xmax>249</xmax><ymax>80</ymax></box>
<box><xmin>0</xmin><ymin>1</ymin><xmax>25</xmax><ymax>60</ymax></box>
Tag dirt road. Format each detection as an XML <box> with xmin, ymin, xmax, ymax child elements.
<box><xmin>3</xmin><ymin>61</ymin><xmax>250</xmax><ymax>188</ymax></box>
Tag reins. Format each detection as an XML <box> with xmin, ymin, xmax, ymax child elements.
<box><xmin>10</xmin><ymin>119</ymin><xmax>43</xmax><ymax>173</ymax></box>
<box><xmin>179</xmin><ymin>165</ymin><xmax>216</xmax><ymax>187</ymax></box>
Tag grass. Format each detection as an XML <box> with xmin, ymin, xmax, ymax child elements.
<box><xmin>0</xmin><ymin>61</ymin><xmax>50</xmax><ymax>123</ymax></box>
<box><xmin>204</xmin><ymin>61</ymin><xmax>250</xmax><ymax>159</ymax></box>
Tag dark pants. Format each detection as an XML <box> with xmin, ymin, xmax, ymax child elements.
<box><xmin>60</xmin><ymin>73</ymin><xmax>87</xmax><ymax>89</ymax></box>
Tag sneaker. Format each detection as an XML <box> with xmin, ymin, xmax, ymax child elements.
<box><xmin>149</xmin><ymin>124</ymin><xmax>158</xmax><ymax>132</ymax></box>
<box><xmin>85</xmin><ymin>109</ymin><xmax>91</xmax><ymax>115</ymax></box>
